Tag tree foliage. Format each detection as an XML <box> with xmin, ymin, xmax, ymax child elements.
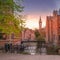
<box><xmin>0</xmin><ymin>0</ymin><xmax>23</xmax><ymax>13</ymax></box>
<box><xmin>35</xmin><ymin>29</ymin><xmax>45</xmax><ymax>52</ymax></box>
<box><xmin>34</xmin><ymin>29</ymin><xmax>45</xmax><ymax>41</ymax></box>
<box><xmin>0</xmin><ymin>0</ymin><xmax>24</xmax><ymax>34</ymax></box>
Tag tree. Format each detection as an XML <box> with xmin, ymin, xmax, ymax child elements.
<box><xmin>0</xmin><ymin>0</ymin><xmax>25</xmax><ymax>42</ymax></box>
<box><xmin>34</xmin><ymin>29</ymin><xmax>45</xmax><ymax>52</ymax></box>
<box><xmin>0</xmin><ymin>0</ymin><xmax>24</xmax><ymax>34</ymax></box>
<box><xmin>35</xmin><ymin>29</ymin><xmax>45</xmax><ymax>41</ymax></box>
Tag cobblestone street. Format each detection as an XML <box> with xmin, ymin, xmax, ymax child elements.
<box><xmin>0</xmin><ymin>53</ymin><xmax>60</xmax><ymax>60</ymax></box>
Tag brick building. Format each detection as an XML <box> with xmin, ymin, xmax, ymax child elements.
<box><xmin>22</xmin><ymin>28</ymin><xmax>35</xmax><ymax>41</ymax></box>
<box><xmin>46</xmin><ymin>9</ymin><xmax>60</xmax><ymax>45</ymax></box>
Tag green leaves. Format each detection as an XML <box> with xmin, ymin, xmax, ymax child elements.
<box><xmin>35</xmin><ymin>29</ymin><xmax>40</xmax><ymax>38</ymax></box>
<box><xmin>13</xmin><ymin>0</ymin><xmax>24</xmax><ymax>12</ymax></box>
<box><xmin>34</xmin><ymin>29</ymin><xmax>45</xmax><ymax>41</ymax></box>
<box><xmin>0</xmin><ymin>14</ymin><xmax>4</xmax><ymax>22</ymax></box>
<box><xmin>0</xmin><ymin>0</ymin><xmax>23</xmax><ymax>14</ymax></box>
<box><xmin>0</xmin><ymin>0</ymin><xmax>25</xmax><ymax>35</ymax></box>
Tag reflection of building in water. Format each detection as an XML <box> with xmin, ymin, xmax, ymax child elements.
<box><xmin>24</xmin><ymin>42</ymin><xmax>37</xmax><ymax>54</ymax></box>
<box><xmin>46</xmin><ymin>9</ymin><xmax>60</xmax><ymax>45</ymax></box>
<box><xmin>22</xmin><ymin>28</ymin><xmax>35</xmax><ymax>41</ymax></box>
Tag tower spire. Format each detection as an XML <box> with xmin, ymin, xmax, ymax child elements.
<box><xmin>39</xmin><ymin>16</ymin><xmax>42</xmax><ymax>30</ymax></box>
<box><xmin>39</xmin><ymin>17</ymin><xmax>42</xmax><ymax>23</ymax></box>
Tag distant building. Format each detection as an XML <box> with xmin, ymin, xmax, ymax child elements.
<box><xmin>46</xmin><ymin>9</ymin><xmax>60</xmax><ymax>45</ymax></box>
<box><xmin>22</xmin><ymin>28</ymin><xmax>35</xmax><ymax>41</ymax></box>
<box><xmin>0</xmin><ymin>33</ymin><xmax>21</xmax><ymax>46</ymax></box>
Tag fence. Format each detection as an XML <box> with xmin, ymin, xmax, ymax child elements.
<box><xmin>0</xmin><ymin>41</ymin><xmax>59</xmax><ymax>55</ymax></box>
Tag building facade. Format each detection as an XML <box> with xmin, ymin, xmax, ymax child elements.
<box><xmin>46</xmin><ymin>9</ymin><xmax>60</xmax><ymax>45</ymax></box>
<box><xmin>22</xmin><ymin>28</ymin><xmax>35</xmax><ymax>41</ymax></box>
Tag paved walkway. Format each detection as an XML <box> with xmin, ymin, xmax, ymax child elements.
<box><xmin>0</xmin><ymin>53</ymin><xmax>60</xmax><ymax>60</ymax></box>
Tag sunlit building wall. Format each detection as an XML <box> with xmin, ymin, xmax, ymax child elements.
<box><xmin>46</xmin><ymin>9</ymin><xmax>60</xmax><ymax>45</ymax></box>
<box><xmin>22</xmin><ymin>28</ymin><xmax>35</xmax><ymax>41</ymax></box>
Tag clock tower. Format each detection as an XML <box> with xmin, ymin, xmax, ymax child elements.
<box><xmin>39</xmin><ymin>17</ymin><xmax>42</xmax><ymax>32</ymax></box>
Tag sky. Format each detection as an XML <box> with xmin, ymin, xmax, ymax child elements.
<box><xmin>19</xmin><ymin>0</ymin><xmax>60</xmax><ymax>29</ymax></box>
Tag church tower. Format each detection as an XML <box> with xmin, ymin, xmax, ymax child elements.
<box><xmin>39</xmin><ymin>17</ymin><xmax>42</xmax><ymax>31</ymax></box>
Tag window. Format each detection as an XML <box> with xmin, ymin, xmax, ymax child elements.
<box><xmin>0</xmin><ymin>33</ymin><xmax>7</xmax><ymax>40</ymax></box>
<box><xmin>58</xmin><ymin>35</ymin><xmax>60</xmax><ymax>40</ymax></box>
<box><xmin>11</xmin><ymin>33</ymin><xmax>14</xmax><ymax>39</ymax></box>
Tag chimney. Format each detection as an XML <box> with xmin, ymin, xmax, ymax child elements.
<box><xmin>53</xmin><ymin>10</ymin><xmax>57</xmax><ymax>16</ymax></box>
<box><xmin>59</xmin><ymin>9</ymin><xmax>60</xmax><ymax>15</ymax></box>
